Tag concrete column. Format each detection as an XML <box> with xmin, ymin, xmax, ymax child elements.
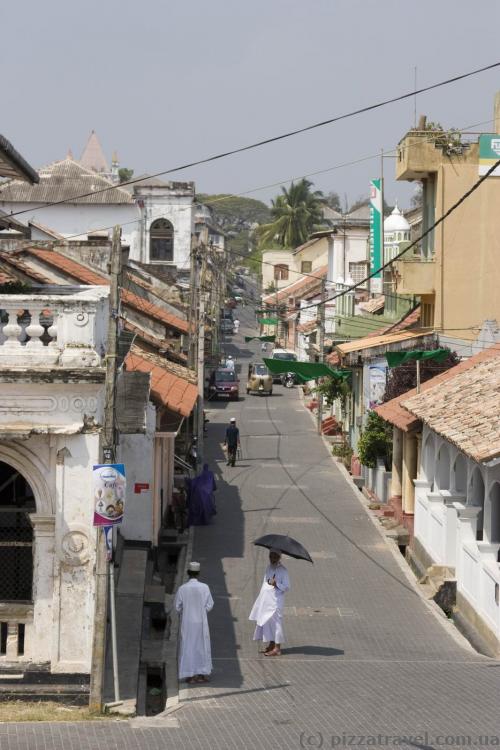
<box><xmin>402</xmin><ymin>432</ymin><xmax>418</xmax><ymax>514</ymax></box>
<box><xmin>391</xmin><ymin>426</ymin><xmax>403</xmax><ymax>498</ymax></box>
<box><xmin>31</xmin><ymin>514</ymin><xmax>56</xmax><ymax>663</ymax></box>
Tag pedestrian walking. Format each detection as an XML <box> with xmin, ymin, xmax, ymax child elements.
<box><xmin>249</xmin><ymin>549</ymin><xmax>290</xmax><ymax>656</ymax></box>
<box><xmin>233</xmin><ymin>318</ymin><xmax>240</xmax><ymax>333</ymax></box>
<box><xmin>174</xmin><ymin>561</ymin><xmax>214</xmax><ymax>684</ymax></box>
<box><xmin>187</xmin><ymin>464</ymin><xmax>217</xmax><ymax>526</ymax></box>
<box><xmin>224</xmin><ymin>416</ymin><xmax>240</xmax><ymax>466</ymax></box>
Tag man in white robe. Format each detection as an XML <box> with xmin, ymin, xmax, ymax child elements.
<box><xmin>249</xmin><ymin>549</ymin><xmax>290</xmax><ymax>656</ymax></box>
<box><xmin>174</xmin><ymin>561</ymin><xmax>214</xmax><ymax>683</ymax></box>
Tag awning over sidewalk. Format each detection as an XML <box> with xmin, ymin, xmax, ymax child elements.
<box><xmin>263</xmin><ymin>358</ymin><xmax>349</xmax><ymax>381</ymax></box>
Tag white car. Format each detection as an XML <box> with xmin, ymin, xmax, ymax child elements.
<box><xmin>269</xmin><ymin>349</ymin><xmax>298</xmax><ymax>383</ymax></box>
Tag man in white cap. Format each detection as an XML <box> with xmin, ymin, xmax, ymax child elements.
<box><xmin>174</xmin><ymin>562</ymin><xmax>214</xmax><ymax>683</ymax></box>
<box><xmin>224</xmin><ymin>417</ymin><xmax>240</xmax><ymax>467</ymax></box>
<box><xmin>249</xmin><ymin>549</ymin><xmax>290</xmax><ymax>656</ymax></box>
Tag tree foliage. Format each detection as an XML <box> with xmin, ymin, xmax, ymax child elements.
<box><xmin>357</xmin><ymin>411</ymin><xmax>393</xmax><ymax>469</ymax></box>
<box><xmin>324</xmin><ymin>191</ymin><xmax>342</xmax><ymax>212</ymax></box>
<box><xmin>257</xmin><ymin>179</ymin><xmax>325</xmax><ymax>249</ymax></box>
<box><xmin>382</xmin><ymin>347</ymin><xmax>460</xmax><ymax>403</ymax></box>
<box><xmin>118</xmin><ymin>168</ymin><xmax>134</xmax><ymax>183</ymax></box>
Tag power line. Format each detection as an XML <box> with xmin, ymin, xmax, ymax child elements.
<box><xmin>4</xmin><ymin>61</ymin><xmax>500</xmax><ymax>220</ymax></box>
<box><xmin>297</xmin><ymin>155</ymin><xmax>500</xmax><ymax>313</ymax></box>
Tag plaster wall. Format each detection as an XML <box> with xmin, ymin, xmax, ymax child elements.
<box><xmin>119</xmin><ymin>403</ymin><xmax>156</xmax><ymax>543</ymax></box>
<box><xmin>130</xmin><ymin>192</ymin><xmax>194</xmax><ymax>268</ymax></box>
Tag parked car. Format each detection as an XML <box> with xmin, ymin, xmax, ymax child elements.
<box><xmin>208</xmin><ymin>368</ymin><xmax>239</xmax><ymax>400</ymax></box>
<box><xmin>246</xmin><ymin>363</ymin><xmax>273</xmax><ymax>396</ymax></box>
<box><xmin>269</xmin><ymin>348</ymin><xmax>298</xmax><ymax>383</ymax></box>
<box><xmin>220</xmin><ymin>318</ymin><xmax>234</xmax><ymax>335</ymax></box>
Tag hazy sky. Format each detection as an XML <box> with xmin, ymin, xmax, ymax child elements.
<box><xmin>3</xmin><ymin>0</ymin><xmax>500</xmax><ymax>209</ymax></box>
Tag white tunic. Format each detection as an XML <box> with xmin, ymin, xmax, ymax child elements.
<box><xmin>249</xmin><ymin>563</ymin><xmax>290</xmax><ymax>644</ymax></box>
<box><xmin>175</xmin><ymin>578</ymin><xmax>214</xmax><ymax>678</ymax></box>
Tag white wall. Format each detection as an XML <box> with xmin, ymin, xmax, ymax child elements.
<box><xmin>0</xmin><ymin>202</ymin><xmax>139</xmax><ymax>246</ymax></box>
<box><xmin>118</xmin><ymin>403</ymin><xmax>156</xmax><ymax>543</ymax></box>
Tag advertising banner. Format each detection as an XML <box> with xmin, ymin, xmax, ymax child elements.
<box><xmin>479</xmin><ymin>134</ymin><xmax>500</xmax><ymax>176</ymax></box>
<box><xmin>93</xmin><ymin>463</ymin><xmax>126</xmax><ymax>526</ymax></box>
<box><xmin>370</xmin><ymin>179</ymin><xmax>383</xmax><ymax>294</ymax></box>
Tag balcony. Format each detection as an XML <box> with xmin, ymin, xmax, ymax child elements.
<box><xmin>393</xmin><ymin>257</ymin><xmax>435</xmax><ymax>296</ymax></box>
<box><xmin>0</xmin><ymin>286</ymin><xmax>109</xmax><ymax>369</ymax></box>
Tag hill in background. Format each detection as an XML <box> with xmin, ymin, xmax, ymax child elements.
<box><xmin>197</xmin><ymin>193</ymin><xmax>270</xmax><ymax>259</ymax></box>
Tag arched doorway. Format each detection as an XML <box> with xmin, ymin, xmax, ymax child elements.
<box><xmin>0</xmin><ymin>461</ymin><xmax>35</xmax><ymax>602</ymax></box>
<box><xmin>150</xmin><ymin>218</ymin><xmax>174</xmax><ymax>262</ymax></box>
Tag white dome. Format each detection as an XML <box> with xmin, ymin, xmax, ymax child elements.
<box><xmin>384</xmin><ymin>203</ymin><xmax>410</xmax><ymax>233</ymax></box>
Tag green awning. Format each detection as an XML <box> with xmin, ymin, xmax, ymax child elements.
<box><xmin>263</xmin><ymin>359</ymin><xmax>350</xmax><ymax>381</ymax></box>
<box><xmin>386</xmin><ymin>349</ymin><xmax>449</xmax><ymax>368</ymax></box>
<box><xmin>244</xmin><ymin>335</ymin><xmax>276</xmax><ymax>343</ymax></box>
<box><xmin>258</xmin><ymin>317</ymin><xmax>279</xmax><ymax>325</ymax></box>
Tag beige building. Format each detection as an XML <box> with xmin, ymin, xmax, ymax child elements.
<box><xmin>393</xmin><ymin>94</ymin><xmax>500</xmax><ymax>352</ymax></box>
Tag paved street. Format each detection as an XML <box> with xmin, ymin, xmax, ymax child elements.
<box><xmin>2</xmin><ymin>305</ymin><xmax>500</xmax><ymax>748</ymax></box>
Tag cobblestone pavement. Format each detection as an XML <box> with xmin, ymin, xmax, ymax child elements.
<box><xmin>3</xmin><ymin>308</ymin><xmax>500</xmax><ymax>748</ymax></box>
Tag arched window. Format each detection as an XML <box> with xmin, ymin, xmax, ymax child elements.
<box><xmin>274</xmin><ymin>264</ymin><xmax>289</xmax><ymax>281</ymax></box>
<box><xmin>469</xmin><ymin>468</ymin><xmax>485</xmax><ymax>541</ymax></box>
<box><xmin>0</xmin><ymin>461</ymin><xmax>35</xmax><ymax>602</ymax></box>
<box><xmin>436</xmin><ymin>445</ymin><xmax>450</xmax><ymax>491</ymax></box>
<box><xmin>150</xmin><ymin>219</ymin><xmax>174</xmax><ymax>262</ymax></box>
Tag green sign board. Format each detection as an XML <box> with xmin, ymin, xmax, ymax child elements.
<box><xmin>479</xmin><ymin>134</ymin><xmax>500</xmax><ymax>176</ymax></box>
<box><xmin>369</xmin><ymin>178</ymin><xmax>382</xmax><ymax>292</ymax></box>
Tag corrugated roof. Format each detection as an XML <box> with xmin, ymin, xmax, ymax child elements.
<box><xmin>0</xmin><ymin>159</ymin><xmax>132</xmax><ymax>205</ymax></box>
<box><xmin>402</xmin><ymin>350</ymin><xmax>500</xmax><ymax>463</ymax></box>
<box><xmin>336</xmin><ymin>329</ymin><xmax>427</xmax><ymax>355</ymax></box>
<box><xmin>125</xmin><ymin>345</ymin><xmax>197</xmax><ymax>417</ymax></box>
<box><xmin>375</xmin><ymin>344</ymin><xmax>500</xmax><ymax>432</ymax></box>
<box><xmin>0</xmin><ymin>134</ymin><xmax>39</xmax><ymax>184</ymax></box>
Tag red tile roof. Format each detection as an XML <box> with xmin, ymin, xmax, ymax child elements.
<box><xmin>125</xmin><ymin>345</ymin><xmax>197</xmax><ymax>417</ymax></box>
<box><xmin>8</xmin><ymin>247</ymin><xmax>189</xmax><ymax>335</ymax></box>
<box><xmin>375</xmin><ymin>343</ymin><xmax>500</xmax><ymax>432</ymax></box>
<box><xmin>262</xmin><ymin>265</ymin><xmax>328</xmax><ymax>304</ymax></box>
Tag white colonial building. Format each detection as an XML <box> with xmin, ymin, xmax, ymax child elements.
<box><xmin>0</xmin><ymin>286</ymin><xmax>108</xmax><ymax>673</ymax></box>
<box><xmin>402</xmin><ymin>347</ymin><xmax>500</xmax><ymax>656</ymax></box>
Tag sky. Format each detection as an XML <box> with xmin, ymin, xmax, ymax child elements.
<box><xmin>3</xmin><ymin>0</ymin><xmax>500</xmax><ymax>210</ymax></box>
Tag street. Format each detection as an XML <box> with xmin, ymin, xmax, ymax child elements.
<box><xmin>3</xmin><ymin>304</ymin><xmax>500</xmax><ymax>748</ymax></box>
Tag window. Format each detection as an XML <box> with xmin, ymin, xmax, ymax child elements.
<box><xmin>0</xmin><ymin>462</ymin><xmax>35</xmax><ymax>602</ymax></box>
<box><xmin>150</xmin><ymin>218</ymin><xmax>174</xmax><ymax>262</ymax></box>
<box><xmin>274</xmin><ymin>264</ymin><xmax>289</xmax><ymax>281</ymax></box>
<box><xmin>349</xmin><ymin>261</ymin><xmax>369</xmax><ymax>287</ymax></box>
<box><xmin>301</xmin><ymin>261</ymin><xmax>312</xmax><ymax>274</ymax></box>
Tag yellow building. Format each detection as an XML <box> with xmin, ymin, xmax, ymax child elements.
<box><xmin>393</xmin><ymin>94</ymin><xmax>500</xmax><ymax>351</ymax></box>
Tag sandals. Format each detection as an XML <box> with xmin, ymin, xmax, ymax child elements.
<box><xmin>264</xmin><ymin>648</ymin><xmax>281</xmax><ymax>657</ymax></box>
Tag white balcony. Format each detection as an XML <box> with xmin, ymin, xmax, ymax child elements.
<box><xmin>0</xmin><ymin>286</ymin><xmax>109</xmax><ymax>368</ymax></box>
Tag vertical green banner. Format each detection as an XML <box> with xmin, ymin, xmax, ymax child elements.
<box><xmin>370</xmin><ymin>179</ymin><xmax>382</xmax><ymax>292</ymax></box>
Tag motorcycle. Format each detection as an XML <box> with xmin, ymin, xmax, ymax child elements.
<box><xmin>280</xmin><ymin>372</ymin><xmax>296</xmax><ymax>388</ymax></box>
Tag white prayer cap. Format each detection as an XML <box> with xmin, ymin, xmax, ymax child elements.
<box><xmin>230</xmin><ymin>417</ymin><xmax>236</xmax><ymax>423</ymax></box>
<box><xmin>188</xmin><ymin>561</ymin><xmax>201</xmax><ymax>572</ymax></box>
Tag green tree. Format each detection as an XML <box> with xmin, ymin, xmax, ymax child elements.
<box><xmin>257</xmin><ymin>179</ymin><xmax>324</xmax><ymax>249</ymax></box>
<box><xmin>357</xmin><ymin>411</ymin><xmax>393</xmax><ymax>469</ymax></box>
<box><xmin>324</xmin><ymin>191</ymin><xmax>342</xmax><ymax>212</ymax></box>
<box><xmin>118</xmin><ymin>167</ymin><xmax>134</xmax><ymax>184</ymax></box>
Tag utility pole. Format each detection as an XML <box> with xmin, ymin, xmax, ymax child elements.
<box><xmin>317</xmin><ymin>279</ymin><xmax>326</xmax><ymax>435</ymax></box>
<box><xmin>89</xmin><ymin>225</ymin><xmax>121</xmax><ymax>711</ymax></box>
<box><xmin>197</xmin><ymin>290</ymin><xmax>206</xmax><ymax>464</ymax></box>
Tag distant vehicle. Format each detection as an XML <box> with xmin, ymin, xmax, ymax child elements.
<box><xmin>221</xmin><ymin>308</ymin><xmax>234</xmax><ymax>321</ymax></box>
<box><xmin>208</xmin><ymin>368</ymin><xmax>239</xmax><ymax>401</ymax></box>
<box><xmin>220</xmin><ymin>318</ymin><xmax>234</xmax><ymax>334</ymax></box>
<box><xmin>269</xmin><ymin>348</ymin><xmax>298</xmax><ymax>383</ymax></box>
<box><xmin>246</xmin><ymin>363</ymin><xmax>273</xmax><ymax>396</ymax></box>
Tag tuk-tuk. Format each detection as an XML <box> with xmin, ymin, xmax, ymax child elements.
<box><xmin>246</xmin><ymin>363</ymin><xmax>273</xmax><ymax>396</ymax></box>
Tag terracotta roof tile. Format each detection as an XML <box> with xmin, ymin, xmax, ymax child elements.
<box><xmin>0</xmin><ymin>251</ymin><xmax>53</xmax><ymax>284</ymax></box>
<box><xmin>125</xmin><ymin>345</ymin><xmax>197</xmax><ymax>417</ymax></box>
<box><xmin>375</xmin><ymin>344</ymin><xmax>500</xmax><ymax>433</ymax></box>
<box><xmin>401</xmin><ymin>348</ymin><xmax>500</xmax><ymax>463</ymax></box>
<box><xmin>262</xmin><ymin>266</ymin><xmax>328</xmax><ymax>304</ymax></box>
<box><xmin>12</xmin><ymin>248</ymin><xmax>189</xmax><ymax>335</ymax></box>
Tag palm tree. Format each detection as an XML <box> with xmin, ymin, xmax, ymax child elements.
<box><xmin>258</xmin><ymin>179</ymin><xmax>324</xmax><ymax>248</ymax></box>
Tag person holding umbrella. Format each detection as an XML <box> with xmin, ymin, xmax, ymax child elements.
<box><xmin>249</xmin><ymin>549</ymin><xmax>290</xmax><ymax>657</ymax></box>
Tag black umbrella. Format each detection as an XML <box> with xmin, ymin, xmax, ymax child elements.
<box><xmin>253</xmin><ymin>534</ymin><xmax>313</xmax><ymax>563</ymax></box>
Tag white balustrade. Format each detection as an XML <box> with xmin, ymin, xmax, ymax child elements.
<box><xmin>0</xmin><ymin>287</ymin><xmax>108</xmax><ymax>368</ymax></box>
<box><xmin>0</xmin><ymin>611</ymin><xmax>33</xmax><ymax>662</ymax></box>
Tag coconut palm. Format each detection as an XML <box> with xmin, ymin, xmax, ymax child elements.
<box><xmin>258</xmin><ymin>179</ymin><xmax>325</xmax><ymax>248</ymax></box>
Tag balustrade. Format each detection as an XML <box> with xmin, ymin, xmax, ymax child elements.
<box><xmin>0</xmin><ymin>288</ymin><xmax>108</xmax><ymax>367</ymax></box>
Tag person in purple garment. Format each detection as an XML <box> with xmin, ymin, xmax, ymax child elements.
<box><xmin>187</xmin><ymin>464</ymin><xmax>217</xmax><ymax>526</ymax></box>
